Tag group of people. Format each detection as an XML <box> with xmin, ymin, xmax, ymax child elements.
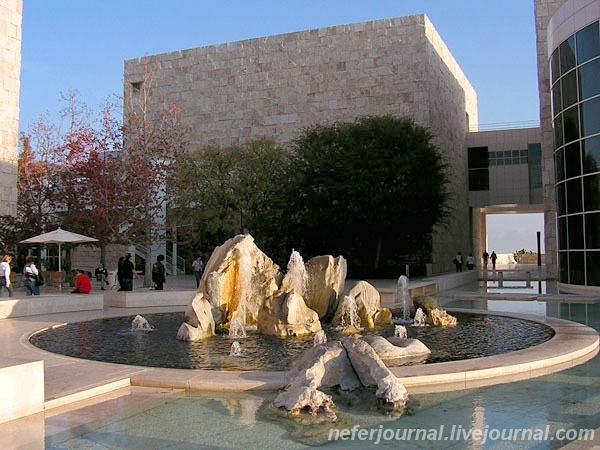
<box><xmin>0</xmin><ymin>255</ymin><xmax>44</xmax><ymax>297</ymax></box>
<box><xmin>454</xmin><ymin>250</ymin><xmax>498</xmax><ymax>272</ymax></box>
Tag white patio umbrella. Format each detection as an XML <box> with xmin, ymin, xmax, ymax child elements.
<box><xmin>20</xmin><ymin>227</ymin><xmax>98</xmax><ymax>289</ymax></box>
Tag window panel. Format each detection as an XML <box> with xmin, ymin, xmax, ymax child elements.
<box><xmin>559</xmin><ymin>251</ymin><xmax>569</xmax><ymax>283</ymax></box>
<box><xmin>587</xmin><ymin>251</ymin><xmax>600</xmax><ymax>286</ymax></box>
<box><xmin>584</xmin><ymin>174</ymin><xmax>600</xmax><ymax>211</ymax></box>
<box><xmin>551</xmin><ymin>48</ymin><xmax>561</xmax><ymax>84</ymax></box>
<box><xmin>552</xmin><ymin>81</ymin><xmax>562</xmax><ymax>115</ymax></box>
<box><xmin>576</xmin><ymin>21</ymin><xmax>600</xmax><ymax>64</ymax></box>
<box><xmin>558</xmin><ymin>216</ymin><xmax>568</xmax><ymax>249</ymax></box>
<box><xmin>568</xmin><ymin>214</ymin><xmax>585</xmax><ymax>249</ymax></box>
<box><xmin>554</xmin><ymin>113</ymin><xmax>564</xmax><ymax>148</ymax></box>
<box><xmin>467</xmin><ymin>147</ymin><xmax>488</xmax><ymax>169</ymax></box>
<box><xmin>568</xmin><ymin>251</ymin><xmax>585</xmax><ymax>285</ymax></box>
<box><xmin>565</xmin><ymin>142</ymin><xmax>582</xmax><ymax>178</ymax></box>
<box><xmin>586</xmin><ymin>213</ymin><xmax>600</xmax><ymax>249</ymax></box>
<box><xmin>583</xmin><ymin>135</ymin><xmax>600</xmax><ymax>174</ymax></box>
<box><xmin>567</xmin><ymin>178</ymin><xmax>583</xmax><ymax>214</ymax></box>
<box><xmin>557</xmin><ymin>181</ymin><xmax>567</xmax><ymax>215</ymax></box>
<box><xmin>560</xmin><ymin>35</ymin><xmax>576</xmax><ymax>74</ymax></box>
<box><xmin>581</xmin><ymin>96</ymin><xmax>600</xmax><ymax>137</ymax></box>
<box><xmin>555</xmin><ymin>148</ymin><xmax>565</xmax><ymax>182</ymax></box>
<box><xmin>578</xmin><ymin>58</ymin><xmax>600</xmax><ymax>100</ymax></box>
<box><xmin>561</xmin><ymin>69</ymin><xmax>578</xmax><ymax>109</ymax></box>
<box><xmin>563</xmin><ymin>106</ymin><xmax>580</xmax><ymax>144</ymax></box>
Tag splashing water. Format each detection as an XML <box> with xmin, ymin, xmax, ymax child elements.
<box><xmin>229</xmin><ymin>341</ymin><xmax>244</xmax><ymax>357</ymax></box>
<box><xmin>285</xmin><ymin>249</ymin><xmax>309</xmax><ymax>297</ymax></box>
<box><xmin>413</xmin><ymin>308</ymin><xmax>427</xmax><ymax>327</ymax></box>
<box><xmin>395</xmin><ymin>275</ymin><xmax>412</xmax><ymax>321</ymax></box>
<box><xmin>394</xmin><ymin>325</ymin><xmax>407</xmax><ymax>338</ymax></box>
<box><xmin>313</xmin><ymin>330</ymin><xmax>327</xmax><ymax>346</ymax></box>
<box><xmin>229</xmin><ymin>316</ymin><xmax>247</xmax><ymax>339</ymax></box>
<box><xmin>334</xmin><ymin>296</ymin><xmax>362</xmax><ymax>330</ymax></box>
<box><xmin>131</xmin><ymin>315</ymin><xmax>154</xmax><ymax>332</ymax></box>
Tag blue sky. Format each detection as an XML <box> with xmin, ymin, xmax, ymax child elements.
<box><xmin>18</xmin><ymin>0</ymin><xmax>543</xmax><ymax>254</ymax></box>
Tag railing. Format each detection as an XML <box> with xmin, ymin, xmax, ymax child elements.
<box><xmin>133</xmin><ymin>243</ymin><xmax>186</xmax><ymax>275</ymax></box>
<box><xmin>469</xmin><ymin>120</ymin><xmax>540</xmax><ymax>132</ymax></box>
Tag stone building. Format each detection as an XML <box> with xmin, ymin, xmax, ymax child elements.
<box><xmin>124</xmin><ymin>14</ymin><xmax>477</xmax><ymax>274</ymax></box>
<box><xmin>0</xmin><ymin>0</ymin><xmax>21</xmax><ymax>217</ymax></box>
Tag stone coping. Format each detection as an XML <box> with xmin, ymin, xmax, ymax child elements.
<box><xmin>8</xmin><ymin>306</ymin><xmax>597</xmax><ymax>410</ymax></box>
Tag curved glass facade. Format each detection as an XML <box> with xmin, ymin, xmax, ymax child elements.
<box><xmin>550</xmin><ymin>20</ymin><xmax>600</xmax><ymax>287</ymax></box>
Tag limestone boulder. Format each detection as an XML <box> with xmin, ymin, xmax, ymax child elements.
<box><xmin>343</xmin><ymin>280</ymin><xmax>393</xmax><ymax>328</ymax></box>
<box><xmin>257</xmin><ymin>290</ymin><xmax>322</xmax><ymax>337</ymax></box>
<box><xmin>412</xmin><ymin>296</ymin><xmax>439</xmax><ymax>315</ymax></box>
<box><xmin>199</xmin><ymin>234</ymin><xmax>281</xmax><ymax>326</ymax></box>
<box><xmin>305</xmin><ymin>255</ymin><xmax>347</xmax><ymax>321</ymax></box>
<box><xmin>428</xmin><ymin>307</ymin><xmax>458</xmax><ymax>327</ymax></box>
<box><xmin>176</xmin><ymin>293</ymin><xmax>215</xmax><ymax>341</ymax></box>
<box><xmin>341</xmin><ymin>337</ymin><xmax>409</xmax><ymax>409</ymax></box>
<box><xmin>364</xmin><ymin>335</ymin><xmax>431</xmax><ymax>365</ymax></box>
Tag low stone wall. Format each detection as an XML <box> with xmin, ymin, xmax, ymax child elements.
<box><xmin>0</xmin><ymin>295</ymin><xmax>105</xmax><ymax>319</ymax></box>
<box><xmin>104</xmin><ymin>290</ymin><xmax>195</xmax><ymax>308</ymax></box>
<box><xmin>0</xmin><ymin>358</ymin><xmax>44</xmax><ymax>424</ymax></box>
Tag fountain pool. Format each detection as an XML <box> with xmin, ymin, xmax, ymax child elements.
<box><xmin>29</xmin><ymin>311</ymin><xmax>554</xmax><ymax>371</ymax></box>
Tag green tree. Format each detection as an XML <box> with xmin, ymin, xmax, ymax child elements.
<box><xmin>285</xmin><ymin>115</ymin><xmax>450</xmax><ymax>277</ymax></box>
<box><xmin>172</xmin><ymin>138</ymin><xmax>290</xmax><ymax>260</ymax></box>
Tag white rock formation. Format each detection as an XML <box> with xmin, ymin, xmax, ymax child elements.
<box><xmin>305</xmin><ymin>255</ymin><xmax>347</xmax><ymax>320</ymax></box>
<box><xmin>257</xmin><ymin>290</ymin><xmax>322</xmax><ymax>337</ymax></box>
<box><xmin>363</xmin><ymin>335</ymin><xmax>431</xmax><ymax>365</ymax></box>
<box><xmin>344</xmin><ymin>280</ymin><xmax>393</xmax><ymax>328</ymax></box>
<box><xmin>176</xmin><ymin>293</ymin><xmax>216</xmax><ymax>341</ymax></box>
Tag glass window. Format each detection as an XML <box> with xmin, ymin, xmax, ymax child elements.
<box><xmin>469</xmin><ymin>168</ymin><xmax>489</xmax><ymax>191</ymax></box>
<box><xmin>557</xmin><ymin>181</ymin><xmax>566</xmax><ymax>215</ymax></box>
<box><xmin>559</xmin><ymin>251</ymin><xmax>569</xmax><ymax>282</ymax></box>
<box><xmin>581</xmin><ymin>96</ymin><xmax>600</xmax><ymax>137</ymax></box>
<box><xmin>568</xmin><ymin>215</ymin><xmax>584</xmax><ymax>249</ymax></box>
<box><xmin>552</xmin><ymin>81</ymin><xmax>562</xmax><ymax>115</ymax></box>
<box><xmin>563</xmin><ymin>105</ymin><xmax>580</xmax><ymax>143</ymax></box>
<box><xmin>578</xmin><ymin>58</ymin><xmax>600</xmax><ymax>100</ymax></box>
<box><xmin>467</xmin><ymin>147</ymin><xmax>488</xmax><ymax>168</ymax></box>
<box><xmin>551</xmin><ymin>48</ymin><xmax>561</xmax><ymax>84</ymax></box>
<box><xmin>561</xmin><ymin>70</ymin><xmax>578</xmax><ymax>109</ymax></box>
<box><xmin>586</xmin><ymin>251</ymin><xmax>600</xmax><ymax>286</ymax></box>
<box><xmin>582</xmin><ymin>135</ymin><xmax>600</xmax><ymax>174</ymax></box>
<box><xmin>586</xmin><ymin>212</ymin><xmax>600</xmax><ymax>249</ymax></box>
<box><xmin>567</xmin><ymin>178</ymin><xmax>583</xmax><ymax>213</ymax></box>
<box><xmin>558</xmin><ymin>217</ymin><xmax>568</xmax><ymax>249</ymax></box>
<box><xmin>568</xmin><ymin>251</ymin><xmax>585</xmax><ymax>285</ymax></box>
<box><xmin>554</xmin><ymin>113</ymin><xmax>564</xmax><ymax>148</ymax></box>
<box><xmin>584</xmin><ymin>174</ymin><xmax>600</xmax><ymax>211</ymax></box>
<box><xmin>565</xmin><ymin>142</ymin><xmax>582</xmax><ymax>178</ymax></box>
<box><xmin>556</xmin><ymin>148</ymin><xmax>565</xmax><ymax>182</ymax></box>
<box><xmin>560</xmin><ymin>35</ymin><xmax>576</xmax><ymax>75</ymax></box>
<box><xmin>576</xmin><ymin>21</ymin><xmax>600</xmax><ymax>64</ymax></box>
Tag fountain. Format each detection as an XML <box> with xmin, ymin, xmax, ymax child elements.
<box><xmin>396</xmin><ymin>275</ymin><xmax>412</xmax><ymax>322</ymax></box>
<box><xmin>313</xmin><ymin>329</ymin><xmax>327</xmax><ymax>345</ymax></box>
<box><xmin>331</xmin><ymin>295</ymin><xmax>362</xmax><ymax>332</ymax></box>
<box><xmin>394</xmin><ymin>324</ymin><xmax>407</xmax><ymax>338</ymax></box>
<box><xmin>412</xmin><ymin>308</ymin><xmax>427</xmax><ymax>327</ymax></box>
<box><xmin>229</xmin><ymin>341</ymin><xmax>244</xmax><ymax>357</ymax></box>
<box><xmin>228</xmin><ymin>316</ymin><xmax>247</xmax><ymax>339</ymax></box>
<box><xmin>131</xmin><ymin>315</ymin><xmax>154</xmax><ymax>332</ymax></box>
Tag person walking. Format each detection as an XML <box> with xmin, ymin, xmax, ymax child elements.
<box><xmin>121</xmin><ymin>254</ymin><xmax>137</xmax><ymax>291</ymax></box>
<box><xmin>152</xmin><ymin>254</ymin><xmax>166</xmax><ymax>290</ymax></box>
<box><xmin>491</xmin><ymin>251</ymin><xmax>498</xmax><ymax>270</ymax></box>
<box><xmin>482</xmin><ymin>250</ymin><xmax>489</xmax><ymax>268</ymax></box>
<box><xmin>95</xmin><ymin>263</ymin><xmax>109</xmax><ymax>290</ymax></box>
<box><xmin>454</xmin><ymin>251</ymin><xmax>463</xmax><ymax>272</ymax></box>
<box><xmin>0</xmin><ymin>255</ymin><xmax>14</xmax><ymax>297</ymax></box>
<box><xmin>23</xmin><ymin>256</ymin><xmax>41</xmax><ymax>296</ymax></box>
<box><xmin>466</xmin><ymin>253</ymin><xmax>475</xmax><ymax>270</ymax></box>
<box><xmin>192</xmin><ymin>256</ymin><xmax>204</xmax><ymax>288</ymax></box>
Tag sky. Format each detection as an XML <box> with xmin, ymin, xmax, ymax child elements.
<box><xmin>18</xmin><ymin>0</ymin><xmax>543</xmax><ymax>254</ymax></box>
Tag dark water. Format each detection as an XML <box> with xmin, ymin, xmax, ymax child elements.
<box><xmin>29</xmin><ymin>312</ymin><xmax>554</xmax><ymax>371</ymax></box>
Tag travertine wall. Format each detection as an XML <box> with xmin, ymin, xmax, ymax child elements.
<box><xmin>0</xmin><ymin>0</ymin><xmax>21</xmax><ymax>217</ymax></box>
<box><xmin>534</xmin><ymin>0</ymin><xmax>570</xmax><ymax>281</ymax></box>
<box><xmin>124</xmin><ymin>14</ymin><xmax>477</xmax><ymax>272</ymax></box>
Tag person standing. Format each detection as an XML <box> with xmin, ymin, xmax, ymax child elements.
<box><xmin>95</xmin><ymin>263</ymin><xmax>109</xmax><ymax>290</ymax></box>
<box><xmin>491</xmin><ymin>251</ymin><xmax>498</xmax><ymax>270</ymax></box>
<box><xmin>466</xmin><ymin>253</ymin><xmax>475</xmax><ymax>270</ymax></box>
<box><xmin>23</xmin><ymin>256</ymin><xmax>41</xmax><ymax>296</ymax></box>
<box><xmin>152</xmin><ymin>254</ymin><xmax>166</xmax><ymax>290</ymax></box>
<box><xmin>482</xmin><ymin>250</ymin><xmax>489</xmax><ymax>268</ymax></box>
<box><xmin>116</xmin><ymin>256</ymin><xmax>125</xmax><ymax>291</ymax></box>
<box><xmin>0</xmin><ymin>255</ymin><xmax>14</xmax><ymax>297</ymax></box>
<box><xmin>121</xmin><ymin>254</ymin><xmax>137</xmax><ymax>291</ymax></box>
<box><xmin>192</xmin><ymin>256</ymin><xmax>204</xmax><ymax>288</ymax></box>
<box><xmin>454</xmin><ymin>251</ymin><xmax>463</xmax><ymax>272</ymax></box>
